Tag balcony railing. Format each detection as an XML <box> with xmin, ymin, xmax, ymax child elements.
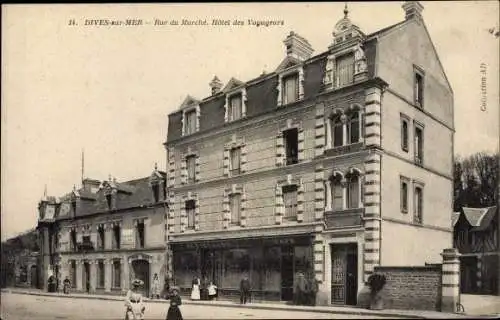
<box><xmin>324</xmin><ymin>207</ymin><xmax>364</xmax><ymax>229</ymax></box>
<box><xmin>324</xmin><ymin>142</ymin><xmax>363</xmax><ymax>157</ymax></box>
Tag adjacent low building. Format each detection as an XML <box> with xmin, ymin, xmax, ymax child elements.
<box><xmin>453</xmin><ymin>206</ymin><xmax>499</xmax><ymax>295</ymax></box>
<box><xmin>37</xmin><ymin>166</ymin><xmax>168</xmax><ymax>297</ymax></box>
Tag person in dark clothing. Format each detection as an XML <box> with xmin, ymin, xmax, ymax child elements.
<box><xmin>201</xmin><ymin>276</ymin><xmax>209</xmax><ymax>301</ymax></box>
<box><xmin>240</xmin><ymin>275</ymin><xmax>251</xmax><ymax>304</ymax></box>
<box><xmin>166</xmin><ymin>286</ymin><xmax>183</xmax><ymax>320</ymax></box>
<box><xmin>63</xmin><ymin>277</ymin><xmax>71</xmax><ymax>294</ymax></box>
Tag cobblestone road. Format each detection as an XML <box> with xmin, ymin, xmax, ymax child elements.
<box><xmin>1</xmin><ymin>292</ymin><xmax>400</xmax><ymax>319</ymax></box>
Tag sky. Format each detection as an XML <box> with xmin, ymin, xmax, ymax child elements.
<box><xmin>2</xmin><ymin>2</ymin><xmax>499</xmax><ymax>240</ymax></box>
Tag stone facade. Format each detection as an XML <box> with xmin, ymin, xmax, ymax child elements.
<box><xmin>162</xmin><ymin>1</ymin><xmax>454</xmax><ymax>306</ymax></box>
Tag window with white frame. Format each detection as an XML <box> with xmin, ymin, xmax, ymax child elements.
<box><xmin>414</xmin><ymin>67</ymin><xmax>424</xmax><ymax>107</ymax></box>
<box><xmin>186</xmin><ymin>155</ymin><xmax>196</xmax><ymax>183</ymax></box>
<box><xmin>282</xmin><ymin>73</ymin><xmax>299</xmax><ymax>105</ymax></box>
<box><xmin>400</xmin><ymin>176</ymin><xmax>409</xmax><ymax>213</ymax></box>
<box><xmin>332</xmin><ymin>115</ymin><xmax>344</xmax><ymax>148</ymax></box>
<box><xmin>347</xmin><ymin>112</ymin><xmax>360</xmax><ymax>144</ymax></box>
<box><xmin>97</xmin><ymin>260</ymin><xmax>105</xmax><ymax>288</ymax></box>
<box><xmin>283</xmin><ymin>185</ymin><xmax>298</xmax><ymax>219</ymax></box>
<box><xmin>346</xmin><ymin>172</ymin><xmax>360</xmax><ymax>209</ymax></box>
<box><xmin>336</xmin><ymin>54</ymin><xmax>355</xmax><ymax>87</ymax></box>
<box><xmin>228</xmin><ymin>93</ymin><xmax>243</xmax><ymax>121</ymax></box>
<box><xmin>112</xmin><ymin>260</ymin><xmax>121</xmax><ymax>288</ymax></box>
<box><xmin>401</xmin><ymin>115</ymin><xmax>409</xmax><ymax>152</ymax></box>
<box><xmin>330</xmin><ymin>174</ymin><xmax>344</xmax><ymax>211</ymax></box>
<box><xmin>414</xmin><ymin>184</ymin><xmax>423</xmax><ymax>224</ymax></box>
<box><xmin>229</xmin><ymin>193</ymin><xmax>241</xmax><ymax>225</ymax></box>
<box><xmin>230</xmin><ymin>147</ymin><xmax>241</xmax><ymax>176</ymax></box>
<box><xmin>184</xmin><ymin>109</ymin><xmax>197</xmax><ymax>135</ymax></box>
<box><xmin>186</xmin><ymin>200</ymin><xmax>196</xmax><ymax>229</ymax></box>
<box><xmin>414</xmin><ymin>123</ymin><xmax>424</xmax><ymax>165</ymax></box>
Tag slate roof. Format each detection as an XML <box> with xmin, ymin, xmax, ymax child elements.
<box><xmin>453</xmin><ymin>206</ymin><xmax>498</xmax><ymax>232</ymax></box>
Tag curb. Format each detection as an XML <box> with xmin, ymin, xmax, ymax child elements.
<box><xmin>1</xmin><ymin>289</ymin><xmax>436</xmax><ymax>319</ymax></box>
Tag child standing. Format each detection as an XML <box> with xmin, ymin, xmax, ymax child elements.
<box><xmin>208</xmin><ymin>281</ymin><xmax>218</xmax><ymax>301</ymax></box>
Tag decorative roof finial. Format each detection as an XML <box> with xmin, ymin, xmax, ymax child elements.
<box><xmin>154</xmin><ymin>162</ymin><xmax>158</xmax><ymax>171</ymax></box>
<box><xmin>344</xmin><ymin>2</ymin><xmax>349</xmax><ymax>18</ymax></box>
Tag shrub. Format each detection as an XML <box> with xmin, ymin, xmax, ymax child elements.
<box><xmin>367</xmin><ymin>273</ymin><xmax>386</xmax><ymax>293</ymax></box>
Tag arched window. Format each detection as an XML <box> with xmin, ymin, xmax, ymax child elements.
<box><xmin>332</xmin><ymin>116</ymin><xmax>343</xmax><ymax>147</ymax></box>
<box><xmin>348</xmin><ymin>112</ymin><xmax>360</xmax><ymax>144</ymax></box>
<box><xmin>330</xmin><ymin>174</ymin><xmax>343</xmax><ymax>211</ymax></box>
<box><xmin>346</xmin><ymin>172</ymin><xmax>360</xmax><ymax>209</ymax></box>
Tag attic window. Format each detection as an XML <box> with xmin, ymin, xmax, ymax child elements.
<box><xmin>282</xmin><ymin>73</ymin><xmax>299</xmax><ymax>105</ymax></box>
<box><xmin>106</xmin><ymin>194</ymin><xmax>112</xmax><ymax>209</ymax></box>
<box><xmin>183</xmin><ymin>109</ymin><xmax>197</xmax><ymax>135</ymax></box>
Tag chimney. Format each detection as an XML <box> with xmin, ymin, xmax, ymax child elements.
<box><xmin>209</xmin><ymin>76</ymin><xmax>223</xmax><ymax>95</ymax></box>
<box><xmin>402</xmin><ymin>1</ymin><xmax>424</xmax><ymax>20</ymax></box>
<box><xmin>82</xmin><ymin>178</ymin><xmax>100</xmax><ymax>193</ymax></box>
<box><xmin>283</xmin><ymin>31</ymin><xmax>314</xmax><ymax>61</ymax></box>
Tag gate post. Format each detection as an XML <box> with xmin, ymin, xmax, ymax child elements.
<box><xmin>441</xmin><ymin>248</ymin><xmax>461</xmax><ymax>312</ymax></box>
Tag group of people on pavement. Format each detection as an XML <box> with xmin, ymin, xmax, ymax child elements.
<box><xmin>125</xmin><ymin>278</ymin><xmax>183</xmax><ymax>320</ymax></box>
<box><xmin>293</xmin><ymin>271</ymin><xmax>319</xmax><ymax>306</ymax></box>
<box><xmin>190</xmin><ymin>275</ymin><xmax>218</xmax><ymax>301</ymax></box>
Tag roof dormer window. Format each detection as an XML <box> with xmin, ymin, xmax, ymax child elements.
<box><xmin>223</xmin><ymin>78</ymin><xmax>247</xmax><ymax>123</ymax></box>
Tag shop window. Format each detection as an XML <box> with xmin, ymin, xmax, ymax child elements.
<box><xmin>70</xmin><ymin>260</ymin><xmax>76</xmax><ymax>288</ymax></box>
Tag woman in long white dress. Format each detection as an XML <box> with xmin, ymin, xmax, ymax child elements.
<box><xmin>190</xmin><ymin>276</ymin><xmax>201</xmax><ymax>300</ymax></box>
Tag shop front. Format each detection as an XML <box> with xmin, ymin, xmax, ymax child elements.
<box><xmin>171</xmin><ymin>235</ymin><xmax>313</xmax><ymax>301</ymax></box>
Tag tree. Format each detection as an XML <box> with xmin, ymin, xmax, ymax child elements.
<box><xmin>454</xmin><ymin>151</ymin><xmax>499</xmax><ymax>210</ymax></box>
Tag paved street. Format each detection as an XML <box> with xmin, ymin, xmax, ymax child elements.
<box><xmin>1</xmin><ymin>292</ymin><xmax>400</xmax><ymax>319</ymax></box>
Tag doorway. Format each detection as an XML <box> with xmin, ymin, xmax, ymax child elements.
<box><xmin>83</xmin><ymin>262</ymin><xmax>90</xmax><ymax>293</ymax></box>
<box><xmin>131</xmin><ymin>260</ymin><xmax>150</xmax><ymax>297</ymax></box>
<box><xmin>30</xmin><ymin>266</ymin><xmax>38</xmax><ymax>288</ymax></box>
<box><xmin>330</xmin><ymin>243</ymin><xmax>358</xmax><ymax>305</ymax></box>
<box><xmin>281</xmin><ymin>246</ymin><xmax>294</xmax><ymax>301</ymax></box>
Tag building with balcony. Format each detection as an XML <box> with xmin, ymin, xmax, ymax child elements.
<box><xmin>37</xmin><ymin>166</ymin><xmax>168</xmax><ymax>297</ymax></box>
<box><xmin>164</xmin><ymin>2</ymin><xmax>454</xmax><ymax>305</ymax></box>
<box><xmin>452</xmin><ymin>206</ymin><xmax>499</xmax><ymax>295</ymax></box>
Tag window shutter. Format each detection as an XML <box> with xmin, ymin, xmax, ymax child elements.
<box><xmin>276</xmin><ymin>134</ymin><xmax>284</xmax><ymax>166</ymax></box>
<box><xmin>275</xmin><ymin>186</ymin><xmax>284</xmax><ymax>225</ymax></box>
<box><xmin>223</xmin><ymin>149</ymin><xmax>230</xmax><ymax>177</ymax></box>
<box><xmin>297</xmin><ymin>128</ymin><xmax>305</xmax><ymax>162</ymax></box>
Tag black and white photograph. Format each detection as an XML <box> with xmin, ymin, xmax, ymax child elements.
<box><xmin>1</xmin><ymin>2</ymin><xmax>499</xmax><ymax>319</ymax></box>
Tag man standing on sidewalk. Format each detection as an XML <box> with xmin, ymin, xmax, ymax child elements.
<box><xmin>239</xmin><ymin>274</ymin><xmax>251</xmax><ymax>304</ymax></box>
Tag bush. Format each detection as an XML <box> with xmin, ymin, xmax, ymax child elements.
<box><xmin>367</xmin><ymin>273</ymin><xmax>386</xmax><ymax>293</ymax></box>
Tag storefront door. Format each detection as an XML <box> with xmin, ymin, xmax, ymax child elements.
<box><xmin>330</xmin><ymin>243</ymin><xmax>357</xmax><ymax>305</ymax></box>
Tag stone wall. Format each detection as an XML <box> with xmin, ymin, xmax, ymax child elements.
<box><xmin>374</xmin><ymin>265</ymin><xmax>442</xmax><ymax>311</ymax></box>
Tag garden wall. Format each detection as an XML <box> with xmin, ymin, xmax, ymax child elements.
<box><xmin>373</xmin><ymin>265</ymin><xmax>442</xmax><ymax>311</ymax></box>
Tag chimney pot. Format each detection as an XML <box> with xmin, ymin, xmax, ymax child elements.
<box><xmin>402</xmin><ymin>1</ymin><xmax>424</xmax><ymax>20</ymax></box>
<box><xmin>209</xmin><ymin>76</ymin><xmax>223</xmax><ymax>95</ymax></box>
<box><xmin>283</xmin><ymin>31</ymin><xmax>314</xmax><ymax>61</ymax></box>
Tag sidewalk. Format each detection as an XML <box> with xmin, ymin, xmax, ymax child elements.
<box><xmin>0</xmin><ymin>287</ymin><xmax>478</xmax><ymax>319</ymax></box>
